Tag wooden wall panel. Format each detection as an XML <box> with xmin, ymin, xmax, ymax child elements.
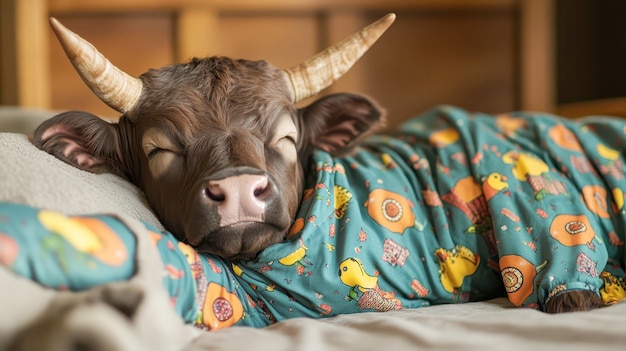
<box><xmin>1</xmin><ymin>0</ymin><xmax>50</xmax><ymax>108</ymax></box>
<box><xmin>520</xmin><ymin>0</ymin><xmax>554</xmax><ymax>113</ymax></box>
<box><xmin>360</xmin><ymin>10</ymin><xmax>517</xmax><ymax>128</ymax></box>
<box><xmin>38</xmin><ymin>2</ymin><xmax>518</xmax><ymax>126</ymax></box>
<box><xmin>216</xmin><ymin>14</ymin><xmax>318</xmax><ymax>69</ymax></box>
<box><xmin>49</xmin><ymin>14</ymin><xmax>173</xmax><ymax>118</ymax></box>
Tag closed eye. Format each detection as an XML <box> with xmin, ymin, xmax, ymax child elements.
<box><xmin>142</xmin><ymin>128</ymin><xmax>182</xmax><ymax>159</ymax></box>
<box><xmin>282</xmin><ymin>134</ymin><xmax>297</xmax><ymax>145</ymax></box>
<box><xmin>142</xmin><ymin>128</ymin><xmax>183</xmax><ymax>178</ymax></box>
<box><xmin>271</xmin><ymin>114</ymin><xmax>298</xmax><ymax>162</ymax></box>
<box><xmin>276</xmin><ymin>134</ymin><xmax>297</xmax><ymax>149</ymax></box>
<box><xmin>147</xmin><ymin>147</ymin><xmax>168</xmax><ymax>159</ymax></box>
<box><xmin>274</xmin><ymin>133</ymin><xmax>297</xmax><ymax>163</ymax></box>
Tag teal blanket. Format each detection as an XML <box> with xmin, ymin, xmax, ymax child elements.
<box><xmin>2</xmin><ymin>105</ymin><xmax>626</xmax><ymax>330</ymax></box>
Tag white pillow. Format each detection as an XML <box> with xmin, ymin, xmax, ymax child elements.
<box><xmin>0</xmin><ymin>132</ymin><xmax>163</xmax><ymax>230</ymax></box>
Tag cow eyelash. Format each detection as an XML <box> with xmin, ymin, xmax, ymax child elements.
<box><xmin>284</xmin><ymin>135</ymin><xmax>296</xmax><ymax>144</ymax></box>
<box><xmin>282</xmin><ymin>133</ymin><xmax>297</xmax><ymax>145</ymax></box>
<box><xmin>148</xmin><ymin>147</ymin><xmax>165</xmax><ymax>158</ymax></box>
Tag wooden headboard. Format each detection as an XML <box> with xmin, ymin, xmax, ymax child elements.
<box><xmin>1</xmin><ymin>0</ymin><xmax>560</xmax><ymax>127</ymax></box>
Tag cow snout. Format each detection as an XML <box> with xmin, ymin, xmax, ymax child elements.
<box><xmin>202</xmin><ymin>172</ymin><xmax>273</xmax><ymax>227</ymax></box>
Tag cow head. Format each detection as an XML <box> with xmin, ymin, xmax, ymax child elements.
<box><xmin>34</xmin><ymin>15</ymin><xmax>394</xmax><ymax>260</ymax></box>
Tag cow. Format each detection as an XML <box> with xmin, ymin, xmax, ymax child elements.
<box><xmin>34</xmin><ymin>15</ymin><xmax>392</xmax><ymax>261</ymax></box>
<box><xmin>30</xmin><ymin>14</ymin><xmax>626</xmax><ymax>317</ymax></box>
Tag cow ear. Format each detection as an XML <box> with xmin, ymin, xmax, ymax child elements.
<box><xmin>297</xmin><ymin>93</ymin><xmax>385</xmax><ymax>156</ymax></box>
<box><xmin>33</xmin><ymin>111</ymin><xmax>125</xmax><ymax>177</ymax></box>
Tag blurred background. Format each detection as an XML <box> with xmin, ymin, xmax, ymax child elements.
<box><xmin>2</xmin><ymin>0</ymin><xmax>626</xmax><ymax>129</ymax></box>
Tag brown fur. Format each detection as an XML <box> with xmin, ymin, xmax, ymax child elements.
<box><xmin>545</xmin><ymin>291</ymin><xmax>604</xmax><ymax>313</ymax></box>
<box><xmin>33</xmin><ymin>57</ymin><xmax>383</xmax><ymax>261</ymax></box>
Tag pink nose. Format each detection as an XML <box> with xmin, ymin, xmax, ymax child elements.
<box><xmin>204</xmin><ymin>174</ymin><xmax>272</xmax><ymax>227</ymax></box>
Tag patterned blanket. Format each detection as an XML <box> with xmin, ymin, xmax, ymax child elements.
<box><xmin>2</xmin><ymin>105</ymin><xmax>626</xmax><ymax>330</ymax></box>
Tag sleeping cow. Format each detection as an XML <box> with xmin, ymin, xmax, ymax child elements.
<box><xmin>34</xmin><ymin>15</ymin><xmax>392</xmax><ymax>261</ymax></box>
<box><xmin>20</xmin><ymin>13</ymin><xmax>626</xmax><ymax>325</ymax></box>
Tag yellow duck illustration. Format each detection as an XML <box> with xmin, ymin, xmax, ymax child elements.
<box><xmin>232</xmin><ymin>263</ymin><xmax>244</xmax><ymax>276</ymax></box>
<box><xmin>278</xmin><ymin>244</ymin><xmax>309</xmax><ymax>266</ymax></box>
<box><xmin>435</xmin><ymin>245</ymin><xmax>480</xmax><ymax>293</ymax></box>
<box><xmin>502</xmin><ymin>150</ymin><xmax>567</xmax><ymax>200</ymax></box>
<box><xmin>600</xmin><ymin>271</ymin><xmax>626</xmax><ymax>305</ymax></box>
<box><xmin>429</xmin><ymin>128</ymin><xmax>459</xmax><ymax>146</ymax></box>
<box><xmin>334</xmin><ymin>185</ymin><xmax>352</xmax><ymax>219</ymax></box>
<box><xmin>38</xmin><ymin>210</ymin><xmax>128</xmax><ymax>267</ymax></box>
<box><xmin>502</xmin><ymin>151</ymin><xmax>549</xmax><ymax>182</ymax></box>
<box><xmin>596</xmin><ymin>143</ymin><xmax>624</xmax><ymax>179</ymax></box>
<box><xmin>482</xmin><ymin>172</ymin><xmax>509</xmax><ymax>201</ymax></box>
<box><xmin>613</xmin><ymin>188</ymin><xmax>625</xmax><ymax>211</ymax></box>
<box><xmin>339</xmin><ymin>257</ymin><xmax>378</xmax><ymax>297</ymax></box>
<box><xmin>38</xmin><ymin>210</ymin><xmax>101</xmax><ymax>252</ymax></box>
<box><xmin>597</xmin><ymin>143</ymin><xmax>620</xmax><ymax>161</ymax></box>
<box><xmin>338</xmin><ymin>257</ymin><xmax>402</xmax><ymax>311</ymax></box>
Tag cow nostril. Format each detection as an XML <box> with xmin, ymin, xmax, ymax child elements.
<box><xmin>203</xmin><ymin>186</ymin><xmax>225</xmax><ymax>202</ymax></box>
<box><xmin>202</xmin><ymin>173</ymin><xmax>272</xmax><ymax>205</ymax></box>
<box><xmin>254</xmin><ymin>182</ymin><xmax>271</xmax><ymax>198</ymax></box>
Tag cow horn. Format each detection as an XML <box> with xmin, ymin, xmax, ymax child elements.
<box><xmin>49</xmin><ymin>17</ymin><xmax>143</xmax><ymax>114</ymax></box>
<box><xmin>284</xmin><ymin>13</ymin><xmax>396</xmax><ymax>103</ymax></box>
